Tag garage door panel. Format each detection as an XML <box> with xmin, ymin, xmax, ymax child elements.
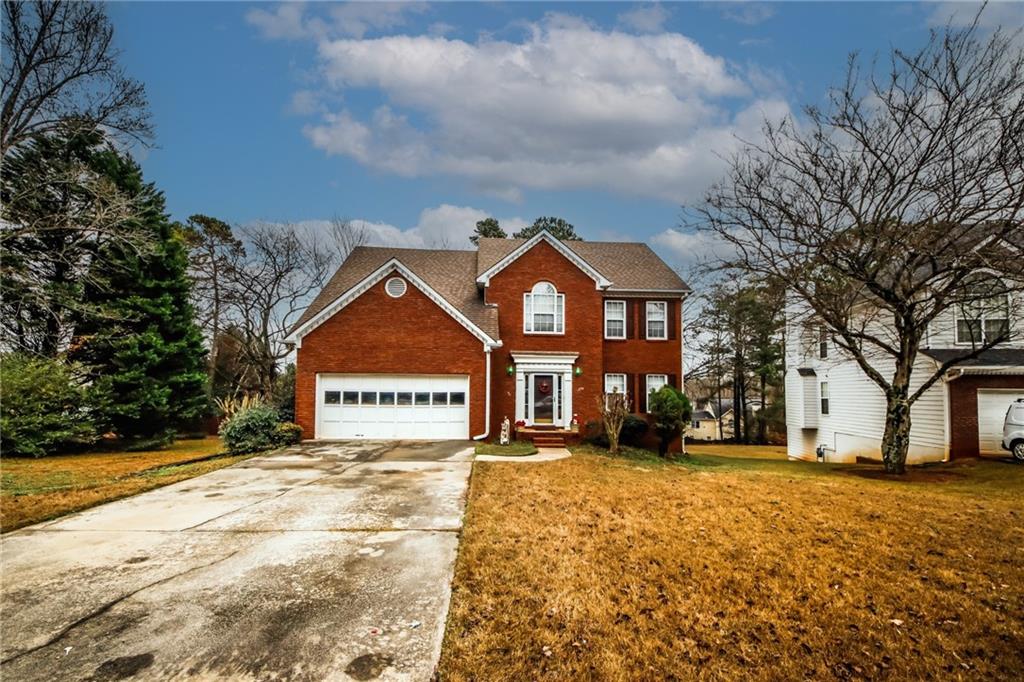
<box><xmin>317</xmin><ymin>374</ymin><xmax>469</xmax><ymax>440</ymax></box>
<box><xmin>977</xmin><ymin>390</ymin><xmax>1024</xmax><ymax>455</ymax></box>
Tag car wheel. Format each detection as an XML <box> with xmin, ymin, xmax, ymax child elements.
<box><xmin>1014</xmin><ymin>440</ymin><xmax>1024</xmax><ymax>462</ymax></box>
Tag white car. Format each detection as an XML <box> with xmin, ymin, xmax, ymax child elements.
<box><xmin>1003</xmin><ymin>398</ymin><xmax>1024</xmax><ymax>462</ymax></box>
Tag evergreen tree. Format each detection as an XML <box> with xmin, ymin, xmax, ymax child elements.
<box><xmin>69</xmin><ymin>153</ymin><xmax>207</xmax><ymax>445</ymax></box>
<box><xmin>469</xmin><ymin>217</ymin><xmax>506</xmax><ymax>245</ymax></box>
<box><xmin>513</xmin><ymin>216</ymin><xmax>583</xmax><ymax>241</ymax></box>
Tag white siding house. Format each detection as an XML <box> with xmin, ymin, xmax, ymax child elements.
<box><xmin>785</xmin><ymin>294</ymin><xmax>1024</xmax><ymax>464</ymax></box>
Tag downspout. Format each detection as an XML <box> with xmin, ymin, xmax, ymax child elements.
<box><xmin>473</xmin><ymin>344</ymin><xmax>493</xmax><ymax>441</ymax></box>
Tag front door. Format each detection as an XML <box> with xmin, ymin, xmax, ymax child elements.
<box><xmin>530</xmin><ymin>374</ymin><xmax>558</xmax><ymax>425</ymax></box>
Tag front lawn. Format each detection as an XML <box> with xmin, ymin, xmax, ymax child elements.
<box><xmin>440</xmin><ymin>448</ymin><xmax>1024</xmax><ymax>679</ymax></box>
<box><xmin>1</xmin><ymin>437</ymin><xmax>251</xmax><ymax>531</ymax></box>
<box><xmin>474</xmin><ymin>440</ymin><xmax>538</xmax><ymax>457</ymax></box>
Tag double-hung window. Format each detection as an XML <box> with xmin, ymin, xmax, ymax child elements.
<box><xmin>645</xmin><ymin>374</ymin><xmax>668</xmax><ymax>412</ymax></box>
<box><xmin>604</xmin><ymin>300</ymin><xmax>626</xmax><ymax>339</ymax></box>
<box><xmin>819</xmin><ymin>326</ymin><xmax>829</xmax><ymax>359</ymax></box>
<box><xmin>524</xmin><ymin>281</ymin><xmax>565</xmax><ymax>334</ymax></box>
<box><xmin>646</xmin><ymin>301</ymin><xmax>667</xmax><ymax>339</ymax></box>
<box><xmin>820</xmin><ymin>382</ymin><xmax>830</xmax><ymax>415</ymax></box>
<box><xmin>604</xmin><ymin>373</ymin><xmax>627</xmax><ymax>396</ymax></box>
<box><xmin>956</xmin><ymin>276</ymin><xmax>1010</xmax><ymax>345</ymax></box>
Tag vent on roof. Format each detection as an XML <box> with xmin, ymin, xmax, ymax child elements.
<box><xmin>385</xmin><ymin>276</ymin><xmax>407</xmax><ymax>298</ymax></box>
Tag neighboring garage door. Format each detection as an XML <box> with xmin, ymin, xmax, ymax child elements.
<box><xmin>977</xmin><ymin>389</ymin><xmax>1024</xmax><ymax>455</ymax></box>
<box><xmin>317</xmin><ymin>374</ymin><xmax>469</xmax><ymax>440</ymax></box>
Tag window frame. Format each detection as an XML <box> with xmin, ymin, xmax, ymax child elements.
<box><xmin>604</xmin><ymin>373</ymin><xmax>627</xmax><ymax>396</ymax></box>
<box><xmin>523</xmin><ymin>281</ymin><xmax>565</xmax><ymax>335</ymax></box>
<box><xmin>820</xmin><ymin>381</ymin><xmax>830</xmax><ymax>415</ymax></box>
<box><xmin>646</xmin><ymin>301</ymin><xmax>668</xmax><ymax>340</ymax></box>
<box><xmin>645</xmin><ymin>374</ymin><xmax>668</xmax><ymax>413</ymax></box>
<box><xmin>604</xmin><ymin>300</ymin><xmax>626</xmax><ymax>340</ymax></box>
<box><xmin>954</xmin><ymin>279</ymin><xmax>1010</xmax><ymax>346</ymax></box>
<box><xmin>819</xmin><ymin>325</ymin><xmax>829</xmax><ymax>359</ymax></box>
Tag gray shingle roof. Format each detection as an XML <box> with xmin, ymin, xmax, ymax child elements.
<box><xmin>477</xmin><ymin>237</ymin><xmax>689</xmax><ymax>292</ymax></box>
<box><xmin>921</xmin><ymin>348</ymin><xmax>1024</xmax><ymax>366</ymax></box>
<box><xmin>294</xmin><ymin>235</ymin><xmax>689</xmax><ymax>341</ymax></box>
<box><xmin>292</xmin><ymin>246</ymin><xmax>500</xmax><ymax>340</ymax></box>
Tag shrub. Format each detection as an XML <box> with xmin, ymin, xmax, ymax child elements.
<box><xmin>0</xmin><ymin>355</ymin><xmax>96</xmax><ymax>457</ymax></box>
<box><xmin>273</xmin><ymin>422</ymin><xmax>303</xmax><ymax>446</ymax></box>
<box><xmin>219</xmin><ymin>405</ymin><xmax>281</xmax><ymax>454</ymax></box>
<box><xmin>214</xmin><ymin>393</ymin><xmax>264</xmax><ymax>421</ymax></box>
<box><xmin>620</xmin><ymin>415</ymin><xmax>650</xmax><ymax>447</ymax></box>
<box><xmin>272</xmin><ymin>365</ymin><xmax>296</xmax><ymax>422</ymax></box>
<box><xmin>648</xmin><ymin>386</ymin><xmax>692</xmax><ymax>457</ymax></box>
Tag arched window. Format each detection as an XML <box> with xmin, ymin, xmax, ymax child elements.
<box><xmin>524</xmin><ymin>281</ymin><xmax>565</xmax><ymax>334</ymax></box>
<box><xmin>956</xmin><ymin>275</ymin><xmax>1010</xmax><ymax>345</ymax></box>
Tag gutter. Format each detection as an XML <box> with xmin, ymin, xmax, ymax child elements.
<box><xmin>473</xmin><ymin>344</ymin><xmax>493</xmax><ymax>441</ymax></box>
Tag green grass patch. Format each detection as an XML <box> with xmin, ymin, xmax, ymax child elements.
<box><xmin>475</xmin><ymin>441</ymin><xmax>538</xmax><ymax>456</ymax></box>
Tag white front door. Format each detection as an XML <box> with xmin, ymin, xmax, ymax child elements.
<box><xmin>977</xmin><ymin>389</ymin><xmax>1024</xmax><ymax>455</ymax></box>
<box><xmin>317</xmin><ymin>374</ymin><xmax>469</xmax><ymax>440</ymax></box>
<box><xmin>528</xmin><ymin>373</ymin><xmax>560</xmax><ymax>426</ymax></box>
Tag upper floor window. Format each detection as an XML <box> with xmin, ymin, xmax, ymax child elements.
<box><xmin>646</xmin><ymin>301</ymin><xmax>667</xmax><ymax>340</ymax></box>
<box><xmin>604</xmin><ymin>300</ymin><xmax>626</xmax><ymax>339</ymax></box>
<box><xmin>524</xmin><ymin>281</ymin><xmax>565</xmax><ymax>334</ymax></box>
<box><xmin>956</xmin><ymin>276</ymin><xmax>1010</xmax><ymax>345</ymax></box>
<box><xmin>819</xmin><ymin>325</ymin><xmax>829</xmax><ymax>359</ymax></box>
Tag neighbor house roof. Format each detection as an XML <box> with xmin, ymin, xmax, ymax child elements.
<box><xmin>292</xmin><ymin>246</ymin><xmax>500</xmax><ymax>340</ymax></box>
<box><xmin>922</xmin><ymin>348</ymin><xmax>1024</xmax><ymax>367</ymax></box>
<box><xmin>476</xmin><ymin>237</ymin><xmax>689</xmax><ymax>292</ymax></box>
<box><xmin>692</xmin><ymin>410</ymin><xmax>716</xmax><ymax>421</ymax></box>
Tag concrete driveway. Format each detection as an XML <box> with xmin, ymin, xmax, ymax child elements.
<box><xmin>1</xmin><ymin>441</ymin><xmax>474</xmax><ymax>681</ymax></box>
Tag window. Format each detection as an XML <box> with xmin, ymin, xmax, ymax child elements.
<box><xmin>692</xmin><ymin>420</ymin><xmax>700</xmax><ymax>429</ymax></box>
<box><xmin>342</xmin><ymin>391</ymin><xmax>358</xmax><ymax>405</ymax></box>
<box><xmin>956</xmin><ymin>276</ymin><xmax>1010</xmax><ymax>345</ymax></box>
<box><xmin>450</xmin><ymin>392</ymin><xmax>466</xmax><ymax>406</ymax></box>
<box><xmin>604</xmin><ymin>373</ymin><xmax>627</xmax><ymax>406</ymax></box>
<box><xmin>524</xmin><ymin>281</ymin><xmax>565</xmax><ymax>334</ymax></box>
<box><xmin>324</xmin><ymin>391</ymin><xmax>341</xmax><ymax>405</ymax></box>
<box><xmin>360</xmin><ymin>391</ymin><xmax>377</xmax><ymax>405</ymax></box>
<box><xmin>645</xmin><ymin>374</ymin><xmax>668</xmax><ymax>412</ymax></box>
<box><xmin>432</xmin><ymin>392</ymin><xmax>448</xmax><ymax>405</ymax></box>
<box><xmin>414</xmin><ymin>392</ymin><xmax>430</xmax><ymax>406</ymax></box>
<box><xmin>819</xmin><ymin>326</ymin><xmax>829</xmax><ymax>359</ymax></box>
<box><xmin>820</xmin><ymin>382</ymin><xmax>830</xmax><ymax>415</ymax></box>
<box><xmin>646</xmin><ymin>301</ymin><xmax>667</xmax><ymax>339</ymax></box>
<box><xmin>604</xmin><ymin>300</ymin><xmax>626</xmax><ymax>339</ymax></box>
<box><xmin>396</xmin><ymin>392</ymin><xmax>413</xmax><ymax>406</ymax></box>
<box><xmin>379</xmin><ymin>392</ymin><xmax>395</xmax><ymax>405</ymax></box>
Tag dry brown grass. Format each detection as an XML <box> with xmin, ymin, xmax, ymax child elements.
<box><xmin>1</xmin><ymin>438</ymin><xmax>250</xmax><ymax>531</ymax></box>
<box><xmin>685</xmin><ymin>442</ymin><xmax>790</xmax><ymax>459</ymax></box>
<box><xmin>440</xmin><ymin>448</ymin><xmax>1024</xmax><ymax>680</ymax></box>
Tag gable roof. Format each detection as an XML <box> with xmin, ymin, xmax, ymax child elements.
<box><xmin>692</xmin><ymin>410</ymin><xmax>716</xmax><ymax>421</ymax></box>
<box><xmin>289</xmin><ymin>246</ymin><xmax>500</xmax><ymax>343</ymax></box>
<box><xmin>477</xmin><ymin>236</ymin><xmax>689</xmax><ymax>292</ymax></box>
<box><xmin>476</xmin><ymin>232</ymin><xmax>612</xmax><ymax>289</ymax></box>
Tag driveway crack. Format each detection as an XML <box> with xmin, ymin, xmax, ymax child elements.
<box><xmin>0</xmin><ymin>549</ymin><xmax>242</xmax><ymax>667</ymax></box>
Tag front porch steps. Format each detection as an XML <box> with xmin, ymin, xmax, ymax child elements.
<box><xmin>516</xmin><ymin>427</ymin><xmax>579</xmax><ymax>448</ymax></box>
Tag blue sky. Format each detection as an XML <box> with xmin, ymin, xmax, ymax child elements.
<box><xmin>107</xmin><ymin>1</ymin><xmax>1018</xmax><ymax>268</ymax></box>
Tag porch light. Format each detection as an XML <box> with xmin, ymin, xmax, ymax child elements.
<box><xmin>574</xmin><ymin>366</ymin><xmax>583</xmax><ymax>376</ymax></box>
<box><xmin>507</xmin><ymin>365</ymin><xmax>515</xmax><ymax>376</ymax></box>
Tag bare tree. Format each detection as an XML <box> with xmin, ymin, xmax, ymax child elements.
<box><xmin>1</xmin><ymin>0</ymin><xmax>151</xmax><ymax>156</ymax></box>
<box><xmin>597</xmin><ymin>390</ymin><xmax>630</xmax><ymax>454</ymax></box>
<box><xmin>695</xmin><ymin>17</ymin><xmax>1024</xmax><ymax>472</ymax></box>
<box><xmin>328</xmin><ymin>216</ymin><xmax>369</xmax><ymax>261</ymax></box>
<box><xmin>226</xmin><ymin>222</ymin><xmax>335</xmax><ymax>395</ymax></box>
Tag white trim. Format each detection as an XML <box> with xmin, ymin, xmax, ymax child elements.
<box><xmin>604</xmin><ymin>299</ymin><xmax>626</xmax><ymax>339</ymax></box>
<box><xmin>523</xmin><ymin>282</ymin><xmax>566</xmax><ymax>335</ymax></box>
<box><xmin>606</xmin><ymin>288</ymin><xmax>690</xmax><ymax>295</ymax></box>
<box><xmin>511</xmin><ymin>352</ymin><xmax>577</xmax><ymax>427</ymax></box>
<box><xmin>285</xmin><ymin>258</ymin><xmax>502</xmax><ymax>349</ymax></box>
<box><xmin>473</xmin><ymin>345</ymin><xmax>492</xmax><ymax>440</ymax></box>
<box><xmin>646</xmin><ymin>301</ymin><xmax>668</xmax><ymax>340</ymax></box>
<box><xmin>645</xmin><ymin>373</ymin><xmax>668</xmax><ymax>412</ymax></box>
<box><xmin>476</xmin><ymin>230</ymin><xmax>612</xmax><ymax>290</ymax></box>
<box><xmin>604</xmin><ymin>372</ymin><xmax>627</xmax><ymax>396</ymax></box>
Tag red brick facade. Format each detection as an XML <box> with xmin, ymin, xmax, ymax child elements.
<box><xmin>295</xmin><ymin>240</ymin><xmax>684</xmax><ymax>449</ymax></box>
<box><xmin>294</xmin><ymin>276</ymin><xmax>487</xmax><ymax>438</ymax></box>
<box><xmin>948</xmin><ymin>375</ymin><xmax>1024</xmax><ymax>458</ymax></box>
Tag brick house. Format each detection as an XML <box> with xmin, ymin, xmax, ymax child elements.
<box><xmin>286</xmin><ymin>231</ymin><xmax>689</xmax><ymax>448</ymax></box>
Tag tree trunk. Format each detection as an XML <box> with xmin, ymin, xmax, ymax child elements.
<box><xmin>880</xmin><ymin>390</ymin><xmax>912</xmax><ymax>474</ymax></box>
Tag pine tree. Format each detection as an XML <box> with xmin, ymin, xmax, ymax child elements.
<box><xmin>469</xmin><ymin>217</ymin><xmax>506</xmax><ymax>245</ymax></box>
<box><xmin>513</xmin><ymin>216</ymin><xmax>583</xmax><ymax>241</ymax></box>
<box><xmin>70</xmin><ymin>153</ymin><xmax>207</xmax><ymax>445</ymax></box>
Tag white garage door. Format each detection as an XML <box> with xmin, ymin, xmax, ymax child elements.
<box><xmin>977</xmin><ymin>390</ymin><xmax>1024</xmax><ymax>455</ymax></box>
<box><xmin>317</xmin><ymin>374</ymin><xmax>469</xmax><ymax>440</ymax></box>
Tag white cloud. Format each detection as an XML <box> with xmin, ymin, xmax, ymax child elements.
<box><xmin>246</xmin><ymin>3</ymin><xmax>310</xmax><ymax>40</ymax></box>
<box><xmin>246</xmin><ymin>1</ymin><xmax>427</xmax><ymax>40</ymax></box>
<box><xmin>297</xmin><ymin>204</ymin><xmax>529</xmax><ymax>250</ymax></box>
<box><xmin>650</xmin><ymin>227</ymin><xmax>735</xmax><ymax>270</ymax></box>
<box><xmin>617</xmin><ymin>4</ymin><xmax>671</xmax><ymax>33</ymax></box>
<box><xmin>926</xmin><ymin>1</ymin><xmax>1024</xmax><ymax>29</ymax></box>
<box><xmin>297</xmin><ymin>15</ymin><xmax>790</xmax><ymax>203</ymax></box>
<box><xmin>716</xmin><ymin>2</ymin><xmax>776</xmax><ymax>26</ymax></box>
<box><xmin>288</xmin><ymin>89</ymin><xmax>322</xmax><ymax>116</ymax></box>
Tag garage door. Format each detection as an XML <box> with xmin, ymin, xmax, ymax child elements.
<box><xmin>977</xmin><ymin>390</ymin><xmax>1024</xmax><ymax>455</ymax></box>
<box><xmin>317</xmin><ymin>374</ymin><xmax>469</xmax><ymax>440</ymax></box>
